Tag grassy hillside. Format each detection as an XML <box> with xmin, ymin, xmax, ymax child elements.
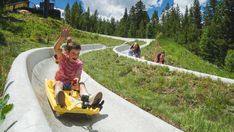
<box><xmin>0</xmin><ymin>13</ymin><xmax>124</xmax><ymax>95</ymax></box>
<box><xmin>80</xmin><ymin>48</ymin><xmax>234</xmax><ymax>132</ymax></box>
<box><xmin>141</xmin><ymin>37</ymin><xmax>234</xmax><ymax>79</ymax></box>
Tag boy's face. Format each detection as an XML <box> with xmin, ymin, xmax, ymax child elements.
<box><xmin>68</xmin><ymin>49</ymin><xmax>80</xmax><ymax>63</ymax></box>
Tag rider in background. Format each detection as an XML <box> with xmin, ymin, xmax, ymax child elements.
<box><xmin>154</xmin><ymin>41</ymin><xmax>165</xmax><ymax>64</ymax></box>
<box><xmin>129</xmin><ymin>42</ymin><xmax>141</xmax><ymax>58</ymax></box>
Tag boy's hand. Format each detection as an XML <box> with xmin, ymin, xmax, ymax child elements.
<box><xmin>60</xmin><ymin>27</ymin><xmax>70</xmax><ymax>39</ymax></box>
<box><xmin>71</xmin><ymin>78</ymin><xmax>80</xmax><ymax>91</ymax></box>
<box><xmin>72</xmin><ymin>78</ymin><xmax>80</xmax><ymax>86</ymax></box>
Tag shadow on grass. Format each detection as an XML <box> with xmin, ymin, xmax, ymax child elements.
<box><xmin>0</xmin><ymin>32</ymin><xmax>6</xmax><ymax>46</ymax></box>
<box><xmin>0</xmin><ymin>15</ymin><xmax>25</xmax><ymax>35</ymax></box>
<box><xmin>0</xmin><ymin>15</ymin><xmax>25</xmax><ymax>23</ymax></box>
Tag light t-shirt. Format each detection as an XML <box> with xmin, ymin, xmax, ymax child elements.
<box><xmin>55</xmin><ymin>54</ymin><xmax>83</xmax><ymax>84</ymax></box>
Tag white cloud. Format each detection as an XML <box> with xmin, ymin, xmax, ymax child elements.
<box><xmin>174</xmin><ymin>0</ymin><xmax>207</xmax><ymax>14</ymax></box>
<box><xmin>154</xmin><ymin>0</ymin><xmax>163</xmax><ymax>7</ymax></box>
<box><xmin>81</xmin><ymin>0</ymin><xmax>207</xmax><ymax>20</ymax></box>
<box><xmin>82</xmin><ymin>0</ymin><xmax>162</xmax><ymax>20</ymax></box>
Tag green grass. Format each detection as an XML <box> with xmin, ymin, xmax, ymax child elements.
<box><xmin>72</xmin><ymin>30</ymin><xmax>124</xmax><ymax>47</ymax></box>
<box><xmin>0</xmin><ymin>13</ymin><xmax>124</xmax><ymax>95</ymax></box>
<box><xmin>80</xmin><ymin>48</ymin><xmax>234</xmax><ymax>132</ymax></box>
<box><xmin>126</xmin><ymin>40</ymin><xmax>146</xmax><ymax>46</ymax></box>
<box><xmin>141</xmin><ymin>37</ymin><xmax>234</xmax><ymax>79</ymax></box>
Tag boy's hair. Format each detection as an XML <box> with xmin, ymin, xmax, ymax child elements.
<box><xmin>67</xmin><ymin>43</ymin><xmax>81</xmax><ymax>52</ymax></box>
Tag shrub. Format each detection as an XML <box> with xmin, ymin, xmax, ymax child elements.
<box><xmin>0</xmin><ymin>82</ymin><xmax>14</xmax><ymax>124</ymax></box>
<box><xmin>225</xmin><ymin>50</ymin><xmax>234</xmax><ymax>72</ymax></box>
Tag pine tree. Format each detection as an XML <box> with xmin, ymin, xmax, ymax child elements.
<box><xmin>128</xmin><ymin>6</ymin><xmax>137</xmax><ymax>37</ymax></box>
<box><xmin>182</xmin><ymin>6</ymin><xmax>189</xmax><ymax>43</ymax></box>
<box><xmin>128</xmin><ymin>23</ymin><xmax>136</xmax><ymax>37</ymax></box>
<box><xmin>110</xmin><ymin>17</ymin><xmax>116</xmax><ymax>35</ymax></box>
<box><xmin>103</xmin><ymin>19</ymin><xmax>108</xmax><ymax>35</ymax></box>
<box><xmin>138</xmin><ymin>20</ymin><xmax>145</xmax><ymax>38</ymax></box>
<box><xmin>184</xmin><ymin>0</ymin><xmax>202</xmax><ymax>45</ymax></box>
<box><xmin>118</xmin><ymin>8</ymin><xmax>129</xmax><ymax>37</ymax></box>
<box><xmin>151</xmin><ymin>10</ymin><xmax>159</xmax><ymax>36</ymax></box>
<box><xmin>174</xmin><ymin>4</ymin><xmax>181</xmax><ymax>40</ymax></box>
<box><xmin>204</xmin><ymin>2</ymin><xmax>212</xmax><ymax>26</ymax></box>
<box><xmin>97</xmin><ymin>18</ymin><xmax>103</xmax><ymax>34</ymax></box>
<box><xmin>204</xmin><ymin>0</ymin><xmax>217</xmax><ymax>26</ymax></box>
<box><xmin>135</xmin><ymin>0</ymin><xmax>145</xmax><ymax>28</ymax></box>
<box><xmin>90</xmin><ymin>10</ymin><xmax>98</xmax><ymax>32</ymax></box>
<box><xmin>78</xmin><ymin>2</ymin><xmax>83</xmax><ymax>16</ymax></box>
<box><xmin>146</xmin><ymin>22</ymin><xmax>154</xmax><ymax>38</ymax></box>
<box><xmin>143</xmin><ymin>10</ymin><xmax>150</xmax><ymax>25</ymax></box>
<box><xmin>151</xmin><ymin>10</ymin><xmax>159</xmax><ymax>27</ymax></box>
<box><xmin>223</xmin><ymin>0</ymin><xmax>234</xmax><ymax>46</ymax></box>
<box><xmin>189</xmin><ymin>6</ymin><xmax>194</xmax><ymax>23</ymax></box>
<box><xmin>86</xmin><ymin>7</ymin><xmax>90</xmax><ymax>31</ymax></box>
<box><xmin>65</xmin><ymin>3</ymin><xmax>71</xmax><ymax>24</ymax></box>
<box><xmin>193</xmin><ymin>0</ymin><xmax>202</xmax><ymax>29</ymax></box>
<box><xmin>76</xmin><ymin>2</ymin><xmax>83</xmax><ymax>28</ymax></box>
<box><xmin>71</xmin><ymin>2</ymin><xmax>79</xmax><ymax>28</ymax></box>
<box><xmin>0</xmin><ymin>0</ymin><xmax>4</xmax><ymax>13</ymax></box>
<box><xmin>160</xmin><ymin>13</ymin><xmax>166</xmax><ymax>33</ymax></box>
<box><xmin>123</xmin><ymin>8</ymin><xmax>128</xmax><ymax>21</ymax></box>
<box><xmin>210</xmin><ymin>0</ymin><xmax>217</xmax><ymax>15</ymax></box>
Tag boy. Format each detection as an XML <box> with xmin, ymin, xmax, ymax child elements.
<box><xmin>54</xmin><ymin>36</ymin><xmax>72</xmax><ymax>64</ymax></box>
<box><xmin>54</xmin><ymin>27</ymin><xmax>103</xmax><ymax>107</ymax></box>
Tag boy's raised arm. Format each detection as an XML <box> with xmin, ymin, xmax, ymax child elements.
<box><xmin>54</xmin><ymin>28</ymin><xmax>70</xmax><ymax>57</ymax></box>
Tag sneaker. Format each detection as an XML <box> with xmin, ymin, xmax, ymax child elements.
<box><xmin>98</xmin><ymin>100</ymin><xmax>105</xmax><ymax>111</ymax></box>
<box><xmin>89</xmin><ymin>92</ymin><xmax>103</xmax><ymax>107</ymax></box>
<box><xmin>56</xmin><ymin>91</ymin><xmax>65</xmax><ymax>107</ymax></box>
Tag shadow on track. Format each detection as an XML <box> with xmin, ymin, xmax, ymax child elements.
<box><xmin>57</xmin><ymin>113</ymin><xmax>108</xmax><ymax>132</ymax></box>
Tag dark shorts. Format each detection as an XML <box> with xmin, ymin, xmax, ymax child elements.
<box><xmin>63</xmin><ymin>83</ymin><xmax>72</xmax><ymax>90</ymax></box>
<box><xmin>63</xmin><ymin>82</ymin><xmax>85</xmax><ymax>91</ymax></box>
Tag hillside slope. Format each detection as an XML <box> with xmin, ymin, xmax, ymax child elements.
<box><xmin>141</xmin><ymin>37</ymin><xmax>234</xmax><ymax>79</ymax></box>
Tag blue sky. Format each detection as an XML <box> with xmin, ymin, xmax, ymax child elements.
<box><xmin>29</xmin><ymin>0</ymin><xmax>207</xmax><ymax>20</ymax></box>
<box><xmin>29</xmin><ymin>0</ymin><xmax>82</xmax><ymax>9</ymax></box>
<box><xmin>147</xmin><ymin>0</ymin><xmax>173</xmax><ymax>18</ymax></box>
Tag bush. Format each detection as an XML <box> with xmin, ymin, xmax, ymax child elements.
<box><xmin>225</xmin><ymin>50</ymin><xmax>234</xmax><ymax>72</ymax></box>
<box><xmin>0</xmin><ymin>82</ymin><xmax>14</xmax><ymax>124</ymax></box>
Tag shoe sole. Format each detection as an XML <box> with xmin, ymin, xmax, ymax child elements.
<box><xmin>56</xmin><ymin>91</ymin><xmax>65</xmax><ymax>107</ymax></box>
<box><xmin>90</xmin><ymin>92</ymin><xmax>103</xmax><ymax>107</ymax></box>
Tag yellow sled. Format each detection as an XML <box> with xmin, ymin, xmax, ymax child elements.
<box><xmin>45</xmin><ymin>79</ymin><xmax>100</xmax><ymax>116</ymax></box>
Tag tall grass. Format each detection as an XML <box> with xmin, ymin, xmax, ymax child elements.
<box><xmin>80</xmin><ymin>48</ymin><xmax>234</xmax><ymax>132</ymax></box>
